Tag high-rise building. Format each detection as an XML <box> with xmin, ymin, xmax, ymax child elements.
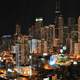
<box><xmin>15</xmin><ymin>24</ymin><xmax>21</xmax><ymax>35</ymax></box>
<box><xmin>14</xmin><ymin>35</ymin><xmax>29</xmax><ymax>66</ymax></box>
<box><xmin>53</xmin><ymin>38</ymin><xmax>60</xmax><ymax>47</ymax></box>
<box><xmin>69</xmin><ymin>38</ymin><xmax>73</xmax><ymax>54</ymax></box>
<box><xmin>67</xmin><ymin>17</ymin><xmax>72</xmax><ymax>37</ymax></box>
<box><xmin>40</xmin><ymin>27</ymin><xmax>45</xmax><ymax>39</ymax></box>
<box><xmin>13</xmin><ymin>24</ymin><xmax>29</xmax><ymax>66</ymax></box>
<box><xmin>54</xmin><ymin>0</ymin><xmax>64</xmax><ymax>44</ymax></box>
<box><xmin>28</xmin><ymin>25</ymin><xmax>34</xmax><ymax>37</ymax></box>
<box><xmin>48</xmin><ymin>25</ymin><xmax>55</xmax><ymax>49</ymax></box>
<box><xmin>54</xmin><ymin>0</ymin><xmax>61</xmax><ymax>20</ymax></box>
<box><xmin>28</xmin><ymin>18</ymin><xmax>43</xmax><ymax>39</ymax></box>
<box><xmin>67</xmin><ymin>17</ymin><xmax>74</xmax><ymax>54</ymax></box>
<box><xmin>74</xmin><ymin>43</ymin><xmax>80</xmax><ymax>54</ymax></box>
<box><xmin>1</xmin><ymin>35</ymin><xmax>12</xmax><ymax>51</ymax></box>
<box><xmin>78</xmin><ymin>16</ymin><xmax>80</xmax><ymax>42</ymax></box>
<box><xmin>58</xmin><ymin>15</ymin><xmax>64</xmax><ymax>44</ymax></box>
<box><xmin>29</xmin><ymin>18</ymin><xmax>43</xmax><ymax>39</ymax></box>
<box><xmin>67</xmin><ymin>17</ymin><xmax>78</xmax><ymax>54</ymax></box>
<box><xmin>44</xmin><ymin>26</ymin><xmax>49</xmax><ymax>41</ymax></box>
<box><xmin>68</xmin><ymin>17</ymin><xmax>77</xmax><ymax>43</ymax></box>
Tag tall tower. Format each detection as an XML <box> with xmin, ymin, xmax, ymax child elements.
<box><xmin>33</xmin><ymin>18</ymin><xmax>43</xmax><ymax>39</ymax></box>
<box><xmin>48</xmin><ymin>25</ymin><xmax>55</xmax><ymax>49</ymax></box>
<box><xmin>54</xmin><ymin>0</ymin><xmax>61</xmax><ymax>25</ymax></box>
<box><xmin>58</xmin><ymin>15</ymin><xmax>64</xmax><ymax>44</ymax></box>
<box><xmin>15</xmin><ymin>24</ymin><xmax>21</xmax><ymax>35</ymax></box>
<box><xmin>29</xmin><ymin>18</ymin><xmax>43</xmax><ymax>39</ymax></box>
<box><xmin>13</xmin><ymin>24</ymin><xmax>29</xmax><ymax>66</ymax></box>
<box><xmin>68</xmin><ymin>17</ymin><xmax>77</xmax><ymax>43</ymax></box>
<box><xmin>67</xmin><ymin>17</ymin><xmax>72</xmax><ymax>37</ymax></box>
<box><xmin>78</xmin><ymin>16</ymin><xmax>80</xmax><ymax>42</ymax></box>
<box><xmin>67</xmin><ymin>17</ymin><xmax>77</xmax><ymax>54</ymax></box>
<box><xmin>54</xmin><ymin>0</ymin><xmax>64</xmax><ymax>44</ymax></box>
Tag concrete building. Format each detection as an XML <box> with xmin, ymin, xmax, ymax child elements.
<box><xmin>40</xmin><ymin>27</ymin><xmax>45</xmax><ymax>39</ymax></box>
<box><xmin>13</xmin><ymin>24</ymin><xmax>29</xmax><ymax>66</ymax></box>
<box><xmin>67</xmin><ymin>17</ymin><xmax>78</xmax><ymax>54</ymax></box>
<box><xmin>54</xmin><ymin>0</ymin><xmax>64</xmax><ymax>44</ymax></box>
<box><xmin>74</xmin><ymin>43</ymin><xmax>80</xmax><ymax>54</ymax></box>
<box><xmin>44</xmin><ymin>26</ymin><xmax>49</xmax><ymax>41</ymax></box>
<box><xmin>15</xmin><ymin>24</ymin><xmax>21</xmax><ymax>35</ymax></box>
<box><xmin>13</xmin><ymin>35</ymin><xmax>29</xmax><ymax>66</ymax></box>
<box><xmin>78</xmin><ymin>16</ymin><xmax>80</xmax><ymax>42</ymax></box>
<box><xmin>28</xmin><ymin>18</ymin><xmax>43</xmax><ymax>39</ymax></box>
<box><xmin>58</xmin><ymin>15</ymin><xmax>64</xmax><ymax>44</ymax></box>
<box><xmin>48</xmin><ymin>25</ymin><xmax>55</xmax><ymax>49</ymax></box>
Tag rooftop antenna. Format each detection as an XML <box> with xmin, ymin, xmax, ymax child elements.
<box><xmin>54</xmin><ymin>0</ymin><xmax>62</xmax><ymax>24</ymax></box>
<box><xmin>55</xmin><ymin>0</ymin><xmax>61</xmax><ymax>14</ymax></box>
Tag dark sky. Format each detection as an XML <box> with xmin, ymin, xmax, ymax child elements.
<box><xmin>0</xmin><ymin>0</ymin><xmax>79</xmax><ymax>35</ymax></box>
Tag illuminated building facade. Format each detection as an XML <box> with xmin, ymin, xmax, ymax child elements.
<box><xmin>48</xmin><ymin>25</ymin><xmax>55</xmax><ymax>48</ymax></box>
<box><xmin>15</xmin><ymin>24</ymin><xmax>21</xmax><ymax>35</ymax></box>
<box><xmin>67</xmin><ymin>17</ymin><xmax>78</xmax><ymax>54</ymax></box>
<box><xmin>29</xmin><ymin>18</ymin><xmax>43</xmax><ymax>39</ymax></box>
<box><xmin>40</xmin><ymin>27</ymin><xmax>45</xmax><ymax>39</ymax></box>
<box><xmin>1</xmin><ymin>35</ymin><xmax>12</xmax><ymax>50</ymax></box>
<box><xmin>44</xmin><ymin>26</ymin><xmax>49</xmax><ymax>41</ymax></box>
<box><xmin>54</xmin><ymin>0</ymin><xmax>64</xmax><ymax>45</ymax></box>
<box><xmin>78</xmin><ymin>16</ymin><xmax>80</xmax><ymax>42</ymax></box>
<box><xmin>58</xmin><ymin>15</ymin><xmax>64</xmax><ymax>44</ymax></box>
<box><xmin>13</xmin><ymin>24</ymin><xmax>29</xmax><ymax>66</ymax></box>
<box><xmin>14</xmin><ymin>35</ymin><xmax>29</xmax><ymax>66</ymax></box>
<box><xmin>74</xmin><ymin>43</ymin><xmax>80</xmax><ymax>54</ymax></box>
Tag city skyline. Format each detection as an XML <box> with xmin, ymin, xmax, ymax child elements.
<box><xmin>0</xmin><ymin>0</ymin><xmax>80</xmax><ymax>35</ymax></box>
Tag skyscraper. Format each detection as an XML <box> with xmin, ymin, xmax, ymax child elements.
<box><xmin>78</xmin><ymin>16</ymin><xmax>80</xmax><ymax>42</ymax></box>
<box><xmin>48</xmin><ymin>25</ymin><xmax>55</xmax><ymax>49</ymax></box>
<box><xmin>34</xmin><ymin>18</ymin><xmax>43</xmax><ymax>39</ymax></box>
<box><xmin>15</xmin><ymin>24</ymin><xmax>21</xmax><ymax>35</ymax></box>
<box><xmin>67</xmin><ymin>17</ymin><xmax>78</xmax><ymax>54</ymax></box>
<box><xmin>13</xmin><ymin>24</ymin><xmax>29</xmax><ymax>66</ymax></box>
<box><xmin>69</xmin><ymin>17</ymin><xmax>77</xmax><ymax>43</ymax></box>
<box><xmin>54</xmin><ymin>0</ymin><xmax>64</xmax><ymax>44</ymax></box>
<box><xmin>14</xmin><ymin>35</ymin><xmax>29</xmax><ymax>66</ymax></box>
<box><xmin>28</xmin><ymin>18</ymin><xmax>43</xmax><ymax>39</ymax></box>
<box><xmin>58</xmin><ymin>15</ymin><xmax>64</xmax><ymax>44</ymax></box>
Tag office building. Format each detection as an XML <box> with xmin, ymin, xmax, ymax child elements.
<box><xmin>78</xmin><ymin>16</ymin><xmax>80</xmax><ymax>42</ymax></box>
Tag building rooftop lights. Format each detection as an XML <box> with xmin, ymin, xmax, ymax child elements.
<box><xmin>35</xmin><ymin>18</ymin><xmax>43</xmax><ymax>22</ymax></box>
<box><xmin>43</xmin><ymin>53</ymin><xmax>48</xmax><ymax>56</ymax></box>
<box><xmin>49</xmin><ymin>24</ymin><xmax>55</xmax><ymax>27</ymax></box>
<box><xmin>45</xmin><ymin>26</ymin><xmax>49</xmax><ymax>28</ymax></box>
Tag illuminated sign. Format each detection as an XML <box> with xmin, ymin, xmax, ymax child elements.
<box><xmin>49</xmin><ymin>55</ymin><xmax>57</xmax><ymax>66</ymax></box>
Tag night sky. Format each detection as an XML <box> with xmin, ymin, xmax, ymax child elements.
<box><xmin>0</xmin><ymin>0</ymin><xmax>80</xmax><ymax>35</ymax></box>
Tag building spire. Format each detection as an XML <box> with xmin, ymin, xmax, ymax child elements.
<box><xmin>55</xmin><ymin>0</ymin><xmax>61</xmax><ymax>14</ymax></box>
<box><xmin>54</xmin><ymin>0</ymin><xmax>62</xmax><ymax>25</ymax></box>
